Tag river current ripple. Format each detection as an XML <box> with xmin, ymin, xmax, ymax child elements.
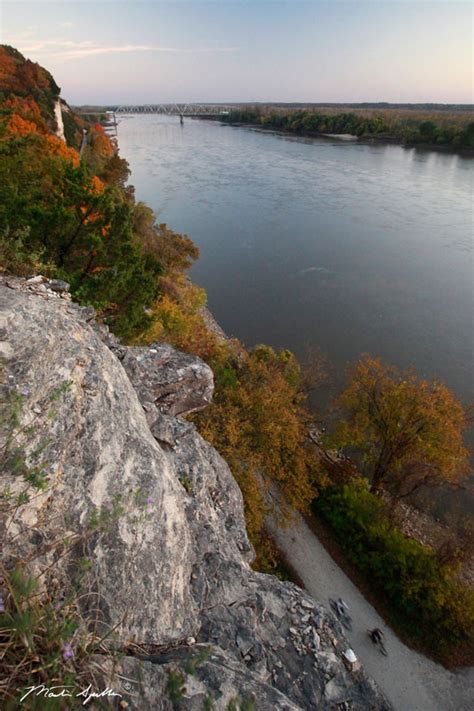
<box><xmin>118</xmin><ymin>115</ymin><xmax>473</xmax><ymax>513</ymax></box>
<box><xmin>119</xmin><ymin>116</ymin><xmax>472</xmax><ymax>397</ymax></box>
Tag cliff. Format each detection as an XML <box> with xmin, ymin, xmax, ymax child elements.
<box><xmin>0</xmin><ymin>276</ymin><xmax>390</xmax><ymax>709</ymax></box>
<box><xmin>0</xmin><ymin>44</ymin><xmax>85</xmax><ymax>147</ymax></box>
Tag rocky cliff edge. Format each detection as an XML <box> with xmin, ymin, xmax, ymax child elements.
<box><xmin>0</xmin><ymin>276</ymin><xmax>390</xmax><ymax>710</ymax></box>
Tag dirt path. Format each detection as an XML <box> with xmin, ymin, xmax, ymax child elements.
<box><xmin>267</xmin><ymin>510</ymin><xmax>474</xmax><ymax>711</ymax></box>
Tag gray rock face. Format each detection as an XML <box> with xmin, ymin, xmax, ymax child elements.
<box><xmin>108</xmin><ymin>647</ymin><xmax>302</xmax><ymax>710</ymax></box>
<box><xmin>1</xmin><ymin>279</ymin><xmax>197</xmax><ymax>644</ymax></box>
<box><xmin>117</xmin><ymin>343</ymin><xmax>214</xmax><ymax>417</ymax></box>
<box><xmin>0</xmin><ymin>277</ymin><xmax>391</xmax><ymax>710</ymax></box>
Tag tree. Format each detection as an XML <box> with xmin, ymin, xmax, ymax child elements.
<box><xmin>195</xmin><ymin>344</ymin><xmax>322</xmax><ymax>541</ymax></box>
<box><xmin>0</xmin><ymin>134</ymin><xmax>161</xmax><ymax>339</ymax></box>
<box><xmin>419</xmin><ymin>120</ymin><xmax>437</xmax><ymax>140</ymax></box>
<box><xmin>327</xmin><ymin>355</ymin><xmax>471</xmax><ymax>498</ymax></box>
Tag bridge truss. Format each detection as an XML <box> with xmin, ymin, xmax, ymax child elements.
<box><xmin>114</xmin><ymin>103</ymin><xmax>236</xmax><ymax>116</ymax></box>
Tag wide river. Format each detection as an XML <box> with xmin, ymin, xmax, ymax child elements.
<box><xmin>117</xmin><ymin>115</ymin><xmax>473</xmax><ymax>416</ymax></box>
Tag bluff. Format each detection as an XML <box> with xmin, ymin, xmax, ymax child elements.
<box><xmin>0</xmin><ymin>276</ymin><xmax>390</xmax><ymax>709</ymax></box>
<box><xmin>0</xmin><ymin>44</ymin><xmax>85</xmax><ymax>146</ymax></box>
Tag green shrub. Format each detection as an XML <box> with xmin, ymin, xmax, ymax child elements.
<box><xmin>221</xmin><ymin>108</ymin><xmax>472</xmax><ymax>148</ymax></box>
<box><xmin>313</xmin><ymin>478</ymin><xmax>474</xmax><ymax>653</ymax></box>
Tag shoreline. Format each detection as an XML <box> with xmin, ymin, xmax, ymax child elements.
<box><xmin>113</xmin><ymin>113</ymin><xmax>474</xmax><ymax>613</ymax></box>
<box><xmin>198</xmin><ymin>302</ymin><xmax>473</xmax><ymax>588</ymax></box>
<box><xmin>197</xmin><ymin>116</ymin><xmax>474</xmax><ymax>156</ymax></box>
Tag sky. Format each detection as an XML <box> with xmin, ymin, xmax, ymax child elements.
<box><xmin>1</xmin><ymin>1</ymin><xmax>472</xmax><ymax>105</ymax></box>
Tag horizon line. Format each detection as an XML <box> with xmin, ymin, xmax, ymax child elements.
<box><xmin>72</xmin><ymin>101</ymin><xmax>474</xmax><ymax>109</ymax></box>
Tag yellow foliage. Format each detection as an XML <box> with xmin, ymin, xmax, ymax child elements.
<box><xmin>329</xmin><ymin>354</ymin><xmax>471</xmax><ymax>497</ymax></box>
<box><xmin>195</xmin><ymin>345</ymin><xmax>321</xmax><ymax>542</ymax></box>
<box><xmin>137</xmin><ymin>277</ymin><xmax>321</xmax><ymax>547</ymax></box>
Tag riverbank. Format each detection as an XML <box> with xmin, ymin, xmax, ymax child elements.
<box><xmin>195</xmin><ymin>303</ymin><xmax>474</xmax><ymax>666</ymax></box>
<box><xmin>305</xmin><ymin>506</ymin><xmax>473</xmax><ymax>668</ymax></box>
<box><xmin>114</xmin><ymin>111</ymin><xmax>473</xmax><ymax>667</ymax></box>
<box><xmin>202</xmin><ymin>303</ymin><xmax>473</xmax><ymax>574</ymax></box>
<box><xmin>205</xmin><ymin>118</ymin><xmax>474</xmax><ymax>155</ymax></box>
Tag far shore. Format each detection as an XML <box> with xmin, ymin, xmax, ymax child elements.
<box><xmin>197</xmin><ymin>116</ymin><xmax>474</xmax><ymax>156</ymax></box>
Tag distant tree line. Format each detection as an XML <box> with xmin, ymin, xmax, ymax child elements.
<box><xmin>222</xmin><ymin>107</ymin><xmax>474</xmax><ymax>149</ymax></box>
<box><xmin>258</xmin><ymin>102</ymin><xmax>473</xmax><ymax>111</ymax></box>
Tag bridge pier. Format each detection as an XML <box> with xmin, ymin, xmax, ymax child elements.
<box><xmin>180</xmin><ymin>114</ymin><xmax>184</xmax><ymax>125</ymax></box>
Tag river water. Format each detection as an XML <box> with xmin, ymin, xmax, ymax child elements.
<box><xmin>117</xmin><ymin>115</ymin><xmax>473</xmax><ymax>415</ymax></box>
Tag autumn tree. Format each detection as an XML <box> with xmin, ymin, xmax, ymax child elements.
<box><xmin>131</xmin><ymin>204</ymin><xmax>199</xmax><ymax>272</ymax></box>
<box><xmin>0</xmin><ymin>133</ymin><xmax>161</xmax><ymax>338</ymax></box>
<box><xmin>327</xmin><ymin>355</ymin><xmax>471</xmax><ymax>498</ymax></box>
<box><xmin>195</xmin><ymin>345</ymin><xmax>322</xmax><ymax>540</ymax></box>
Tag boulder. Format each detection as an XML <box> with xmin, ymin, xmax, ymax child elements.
<box><xmin>118</xmin><ymin>343</ymin><xmax>214</xmax><ymax>417</ymax></box>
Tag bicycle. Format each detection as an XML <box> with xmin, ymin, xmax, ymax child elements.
<box><xmin>329</xmin><ymin>598</ymin><xmax>353</xmax><ymax>632</ymax></box>
<box><xmin>368</xmin><ymin>629</ymin><xmax>388</xmax><ymax>656</ymax></box>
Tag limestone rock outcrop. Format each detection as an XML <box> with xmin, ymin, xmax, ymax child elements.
<box><xmin>117</xmin><ymin>343</ymin><xmax>214</xmax><ymax>418</ymax></box>
<box><xmin>0</xmin><ymin>276</ymin><xmax>391</xmax><ymax>710</ymax></box>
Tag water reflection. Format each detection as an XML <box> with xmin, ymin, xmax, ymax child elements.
<box><xmin>117</xmin><ymin>115</ymin><xmax>473</xmax><ymax>411</ymax></box>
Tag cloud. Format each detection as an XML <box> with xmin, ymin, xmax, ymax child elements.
<box><xmin>19</xmin><ymin>40</ymin><xmax>94</xmax><ymax>51</ymax></box>
<box><xmin>52</xmin><ymin>44</ymin><xmax>241</xmax><ymax>60</ymax></box>
<box><xmin>5</xmin><ymin>37</ymin><xmax>240</xmax><ymax>61</ymax></box>
<box><xmin>2</xmin><ymin>29</ymin><xmax>37</xmax><ymax>44</ymax></box>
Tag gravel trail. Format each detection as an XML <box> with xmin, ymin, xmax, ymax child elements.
<box><xmin>268</xmin><ymin>510</ymin><xmax>474</xmax><ymax>711</ymax></box>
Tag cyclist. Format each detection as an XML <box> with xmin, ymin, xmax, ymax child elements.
<box><xmin>336</xmin><ymin>598</ymin><xmax>349</xmax><ymax>618</ymax></box>
<box><xmin>369</xmin><ymin>627</ymin><xmax>384</xmax><ymax>645</ymax></box>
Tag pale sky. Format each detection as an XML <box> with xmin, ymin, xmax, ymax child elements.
<box><xmin>1</xmin><ymin>1</ymin><xmax>472</xmax><ymax>105</ymax></box>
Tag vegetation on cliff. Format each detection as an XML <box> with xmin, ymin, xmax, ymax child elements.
<box><xmin>0</xmin><ymin>46</ymin><xmax>164</xmax><ymax>339</ymax></box>
<box><xmin>134</xmin><ymin>223</ymin><xmax>324</xmax><ymax>544</ymax></box>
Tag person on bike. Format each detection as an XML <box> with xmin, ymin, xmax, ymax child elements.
<box><xmin>369</xmin><ymin>627</ymin><xmax>384</xmax><ymax>645</ymax></box>
<box><xmin>336</xmin><ymin>598</ymin><xmax>349</xmax><ymax>618</ymax></box>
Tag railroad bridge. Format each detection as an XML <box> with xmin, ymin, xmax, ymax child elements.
<box><xmin>114</xmin><ymin>103</ymin><xmax>237</xmax><ymax>116</ymax></box>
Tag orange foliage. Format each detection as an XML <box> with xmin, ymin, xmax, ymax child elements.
<box><xmin>0</xmin><ymin>46</ymin><xmax>58</xmax><ymax>95</ymax></box>
<box><xmin>88</xmin><ymin>175</ymin><xmax>105</xmax><ymax>195</ymax></box>
<box><xmin>43</xmin><ymin>134</ymin><xmax>80</xmax><ymax>167</ymax></box>
<box><xmin>79</xmin><ymin>206</ymin><xmax>100</xmax><ymax>224</ymax></box>
<box><xmin>6</xmin><ymin>114</ymin><xmax>38</xmax><ymax>137</ymax></box>
<box><xmin>92</xmin><ymin>124</ymin><xmax>114</xmax><ymax>158</ymax></box>
<box><xmin>4</xmin><ymin>96</ymin><xmax>46</xmax><ymax>130</ymax></box>
<box><xmin>0</xmin><ymin>47</ymin><xmax>19</xmax><ymax>91</ymax></box>
<box><xmin>78</xmin><ymin>177</ymin><xmax>106</xmax><ymax>226</ymax></box>
<box><xmin>4</xmin><ymin>112</ymin><xmax>80</xmax><ymax>168</ymax></box>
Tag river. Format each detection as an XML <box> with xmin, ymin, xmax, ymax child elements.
<box><xmin>117</xmin><ymin>114</ymin><xmax>473</xmax><ymax>471</ymax></box>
